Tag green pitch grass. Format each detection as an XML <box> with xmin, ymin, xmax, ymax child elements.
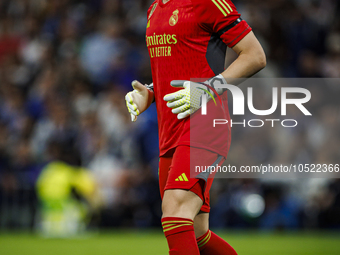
<box><xmin>0</xmin><ymin>230</ymin><xmax>339</xmax><ymax>255</ymax></box>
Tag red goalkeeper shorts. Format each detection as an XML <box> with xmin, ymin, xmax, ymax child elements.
<box><xmin>159</xmin><ymin>146</ymin><xmax>225</xmax><ymax>213</ymax></box>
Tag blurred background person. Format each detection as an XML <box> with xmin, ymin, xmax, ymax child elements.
<box><xmin>36</xmin><ymin>139</ymin><xmax>99</xmax><ymax>237</ymax></box>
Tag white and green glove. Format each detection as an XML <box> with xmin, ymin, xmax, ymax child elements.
<box><xmin>125</xmin><ymin>80</ymin><xmax>154</xmax><ymax>122</ymax></box>
<box><xmin>163</xmin><ymin>74</ymin><xmax>227</xmax><ymax>119</ymax></box>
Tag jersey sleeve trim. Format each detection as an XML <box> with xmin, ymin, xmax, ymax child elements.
<box><xmin>217</xmin><ymin>18</ymin><xmax>242</xmax><ymax>37</ymax></box>
<box><xmin>220</xmin><ymin>19</ymin><xmax>252</xmax><ymax>48</ymax></box>
<box><xmin>227</xmin><ymin>25</ymin><xmax>251</xmax><ymax>47</ymax></box>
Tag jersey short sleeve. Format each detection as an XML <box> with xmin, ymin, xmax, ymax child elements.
<box><xmin>192</xmin><ymin>0</ymin><xmax>252</xmax><ymax>47</ymax></box>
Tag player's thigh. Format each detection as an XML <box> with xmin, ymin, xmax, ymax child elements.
<box><xmin>163</xmin><ymin>146</ymin><xmax>224</xmax><ymax>216</ymax></box>
<box><xmin>194</xmin><ymin>212</ymin><xmax>209</xmax><ymax>238</ymax></box>
<box><xmin>162</xmin><ymin>189</ymin><xmax>203</xmax><ymax>220</ymax></box>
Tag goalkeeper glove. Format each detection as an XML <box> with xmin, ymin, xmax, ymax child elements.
<box><xmin>163</xmin><ymin>74</ymin><xmax>227</xmax><ymax>119</ymax></box>
<box><xmin>125</xmin><ymin>80</ymin><xmax>154</xmax><ymax>122</ymax></box>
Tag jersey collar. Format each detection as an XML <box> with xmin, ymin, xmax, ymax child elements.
<box><xmin>158</xmin><ymin>0</ymin><xmax>172</xmax><ymax>8</ymax></box>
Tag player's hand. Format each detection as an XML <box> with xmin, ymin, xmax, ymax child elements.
<box><xmin>164</xmin><ymin>74</ymin><xmax>227</xmax><ymax>120</ymax></box>
<box><xmin>163</xmin><ymin>80</ymin><xmax>207</xmax><ymax>120</ymax></box>
<box><xmin>125</xmin><ymin>80</ymin><xmax>154</xmax><ymax>122</ymax></box>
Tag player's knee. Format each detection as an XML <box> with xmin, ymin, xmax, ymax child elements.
<box><xmin>161</xmin><ymin>189</ymin><xmax>202</xmax><ymax>219</ymax></box>
<box><xmin>161</xmin><ymin>191</ymin><xmax>186</xmax><ymax>214</ymax></box>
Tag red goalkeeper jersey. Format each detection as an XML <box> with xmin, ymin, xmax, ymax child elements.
<box><xmin>146</xmin><ymin>0</ymin><xmax>251</xmax><ymax>157</ymax></box>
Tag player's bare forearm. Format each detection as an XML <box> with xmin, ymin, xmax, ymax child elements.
<box><xmin>221</xmin><ymin>31</ymin><xmax>266</xmax><ymax>85</ymax></box>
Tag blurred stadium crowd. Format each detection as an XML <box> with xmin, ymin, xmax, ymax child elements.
<box><xmin>0</xmin><ymin>0</ymin><xmax>339</xmax><ymax>234</ymax></box>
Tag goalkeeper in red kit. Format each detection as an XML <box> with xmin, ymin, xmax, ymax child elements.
<box><xmin>125</xmin><ymin>0</ymin><xmax>266</xmax><ymax>254</ymax></box>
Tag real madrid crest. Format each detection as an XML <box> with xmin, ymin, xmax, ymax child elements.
<box><xmin>169</xmin><ymin>9</ymin><xmax>179</xmax><ymax>26</ymax></box>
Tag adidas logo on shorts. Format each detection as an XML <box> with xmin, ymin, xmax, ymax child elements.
<box><xmin>175</xmin><ymin>173</ymin><xmax>189</xmax><ymax>181</ymax></box>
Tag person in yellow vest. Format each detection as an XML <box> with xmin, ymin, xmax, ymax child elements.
<box><xmin>36</xmin><ymin>140</ymin><xmax>100</xmax><ymax>237</ymax></box>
